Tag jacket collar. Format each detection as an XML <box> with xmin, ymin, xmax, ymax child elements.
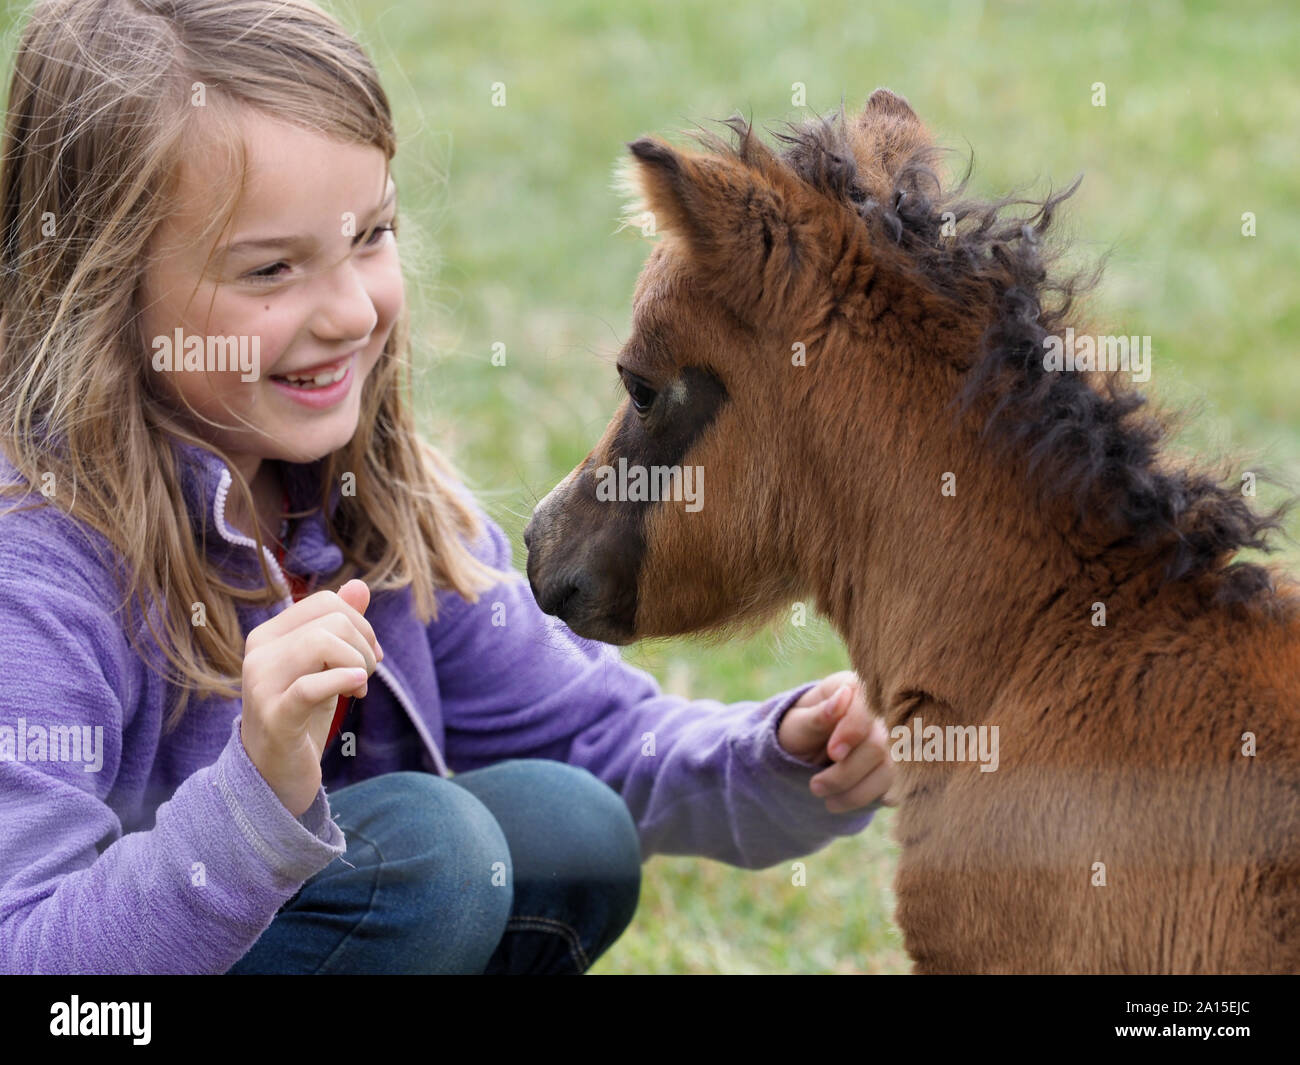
<box><xmin>169</xmin><ymin>436</ymin><xmax>345</xmax><ymax>582</ymax></box>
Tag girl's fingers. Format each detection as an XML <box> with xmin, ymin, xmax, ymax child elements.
<box><xmin>821</xmin><ymin>684</ymin><xmax>853</xmax><ymax>725</ymax></box>
<box><xmin>811</xmin><ymin>686</ymin><xmax>853</xmax><ymax>748</ymax></box>
<box><xmin>286</xmin><ymin>666</ymin><xmax>371</xmax><ymax>716</ymax></box>
<box><xmin>246</xmin><ymin>585</ymin><xmax>381</xmax><ymax>662</ymax></box>
<box><xmin>826</xmin><ymin>698</ymin><xmax>875</xmax><ymax>761</ymax></box>
<box><xmin>313</xmin><ymin>611</ymin><xmax>377</xmax><ymax>675</ymax></box>
<box><xmin>811</xmin><ymin>719</ymin><xmax>889</xmax><ymax>796</ymax></box>
<box><xmin>823</xmin><ymin>759</ymin><xmax>894</xmax><ymax>814</ymax></box>
<box><xmin>782</xmin><ymin>684</ymin><xmax>851</xmax><ymax>758</ymax></box>
<box><xmin>261</xmin><ymin>628</ymin><xmax>371</xmax><ymax>726</ymax></box>
<box><xmin>807</xmin><ymin>670</ymin><xmax>856</xmax><ymax>707</ymax></box>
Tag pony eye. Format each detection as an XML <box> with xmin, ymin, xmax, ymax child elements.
<box><xmin>620</xmin><ymin>369</ymin><xmax>657</xmax><ymax>414</ymax></box>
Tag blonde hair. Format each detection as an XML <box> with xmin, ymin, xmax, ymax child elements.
<box><xmin>0</xmin><ymin>0</ymin><xmax>509</xmax><ymax>728</ymax></box>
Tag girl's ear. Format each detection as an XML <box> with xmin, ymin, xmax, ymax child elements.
<box><xmin>622</xmin><ymin>135</ymin><xmax>817</xmax><ymax>325</ymax></box>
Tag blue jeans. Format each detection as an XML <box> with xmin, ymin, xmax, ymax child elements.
<box><xmin>226</xmin><ymin>760</ymin><xmax>642</xmax><ymax>974</ymax></box>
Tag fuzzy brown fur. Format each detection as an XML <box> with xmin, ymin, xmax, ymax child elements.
<box><xmin>524</xmin><ymin>90</ymin><xmax>1300</xmax><ymax>973</ymax></box>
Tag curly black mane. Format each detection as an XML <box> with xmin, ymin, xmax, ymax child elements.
<box><xmin>700</xmin><ymin>107</ymin><xmax>1294</xmax><ymax>606</ymax></box>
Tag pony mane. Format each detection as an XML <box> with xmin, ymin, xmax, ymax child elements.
<box><xmin>686</xmin><ymin>108</ymin><xmax>1295</xmax><ymax>606</ymax></box>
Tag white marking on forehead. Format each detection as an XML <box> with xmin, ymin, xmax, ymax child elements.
<box><xmin>664</xmin><ymin>377</ymin><xmax>689</xmax><ymax>406</ymax></box>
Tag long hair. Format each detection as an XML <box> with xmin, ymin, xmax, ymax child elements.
<box><xmin>0</xmin><ymin>0</ymin><xmax>509</xmax><ymax>729</ymax></box>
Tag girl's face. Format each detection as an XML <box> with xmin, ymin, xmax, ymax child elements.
<box><xmin>139</xmin><ymin>108</ymin><xmax>402</xmax><ymax>482</ymax></box>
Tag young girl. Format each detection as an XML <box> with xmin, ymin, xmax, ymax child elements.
<box><xmin>0</xmin><ymin>0</ymin><xmax>893</xmax><ymax>975</ymax></box>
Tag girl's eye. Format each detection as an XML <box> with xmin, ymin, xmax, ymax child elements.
<box><xmin>360</xmin><ymin>222</ymin><xmax>395</xmax><ymax>248</ymax></box>
<box><xmin>243</xmin><ymin>223</ymin><xmax>396</xmax><ymax>282</ymax></box>
<box><xmin>620</xmin><ymin>369</ymin><xmax>657</xmax><ymax>414</ymax></box>
<box><xmin>245</xmin><ymin>261</ymin><xmax>288</xmax><ymax>282</ymax></box>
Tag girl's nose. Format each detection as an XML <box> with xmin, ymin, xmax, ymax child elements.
<box><xmin>313</xmin><ymin>261</ymin><xmax>380</xmax><ymax>341</ymax></box>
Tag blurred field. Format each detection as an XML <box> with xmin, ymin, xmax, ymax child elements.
<box><xmin>9</xmin><ymin>0</ymin><xmax>1297</xmax><ymax>973</ymax></box>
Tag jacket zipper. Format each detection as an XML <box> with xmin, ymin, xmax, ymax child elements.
<box><xmin>211</xmin><ymin>467</ymin><xmax>450</xmax><ymax>777</ymax></box>
<box><xmin>372</xmin><ymin>660</ymin><xmax>450</xmax><ymax>776</ymax></box>
<box><xmin>212</xmin><ymin>468</ymin><xmax>294</xmax><ymax>605</ymax></box>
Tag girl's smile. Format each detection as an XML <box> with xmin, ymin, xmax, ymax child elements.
<box><xmin>269</xmin><ymin>350</ymin><xmax>359</xmax><ymax>408</ymax></box>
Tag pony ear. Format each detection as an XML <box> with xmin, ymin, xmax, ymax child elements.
<box><xmin>848</xmin><ymin>87</ymin><xmax>934</xmax><ymax>197</ymax></box>
<box><xmin>622</xmin><ymin>135</ymin><xmax>808</xmax><ymax>323</ymax></box>
<box><xmin>622</xmin><ymin>137</ymin><xmax>708</xmax><ymax>243</ymax></box>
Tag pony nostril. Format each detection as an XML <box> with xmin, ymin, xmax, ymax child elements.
<box><xmin>550</xmin><ymin>582</ymin><xmax>579</xmax><ymax>618</ymax></box>
<box><xmin>533</xmin><ymin>577</ymin><xmax>580</xmax><ymax>619</ymax></box>
<box><xmin>523</xmin><ymin>518</ymin><xmax>536</xmax><ymax>551</ymax></box>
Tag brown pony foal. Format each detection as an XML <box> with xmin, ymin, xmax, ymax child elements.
<box><xmin>523</xmin><ymin>90</ymin><xmax>1300</xmax><ymax>973</ymax></box>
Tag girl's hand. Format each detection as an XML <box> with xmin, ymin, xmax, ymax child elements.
<box><xmin>239</xmin><ymin>578</ymin><xmax>383</xmax><ymax>817</ymax></box>
<box><xmin>777</xmin><ymin>670</ymin><xmax>896</xmax><ymax>813</ymax></box>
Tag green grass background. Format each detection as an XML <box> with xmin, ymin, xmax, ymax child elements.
<box><xmin>346</xmin><ymin>0</ymin><xmax>1300</xmax><ymax>975</ymax></box>
<box><xmin>7</xmin><ymin>0</ymin><xmax>1295</xmax><ymax>974</ymax></box>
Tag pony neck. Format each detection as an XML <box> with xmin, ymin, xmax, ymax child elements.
<box><xmin>797</xmin><ymin>364</ymin><xmax>1100</xmax><ymax>725</ymax></box>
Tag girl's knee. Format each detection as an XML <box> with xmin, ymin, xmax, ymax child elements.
<box><xmin>329</xmin><ymin>771</ymin><xmax>514</xmax><ymax>971</ymax></box>
<box><xmin>458</xmin><ymin>759</ymin><xmax>643</xmax><ymax>891</ymax></box>
<box><xmin>335</xmin><ymin>771</ymin><xmax>501</xmax><ymax>852</ymax></box>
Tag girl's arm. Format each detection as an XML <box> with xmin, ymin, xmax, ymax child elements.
<box><xmin>432</xmin><ymin>502</ymin><xmax>878</xmax><ymax>869</ymax></box>
<box><xmin>0</xmin><ymin>524</ymin><xmax>345</xmax><ymax>974</ymax></box>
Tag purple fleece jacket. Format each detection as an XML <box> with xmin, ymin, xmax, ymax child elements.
<box><xmin>0</xmin><ymin>437</ymin><xmax>876</xmax><ymax>974</ymax></box>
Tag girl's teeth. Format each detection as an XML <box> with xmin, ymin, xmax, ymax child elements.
<box><xmin>279</xmin><ymin>363</ymin><xmax>348</xmax><ymax>387</ymax></box>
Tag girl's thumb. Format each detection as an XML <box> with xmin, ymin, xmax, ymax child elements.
<box><xmin>338</xmin><ymin>577</ymin><xmax>370</xmax><ymax>612</ymax></box>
